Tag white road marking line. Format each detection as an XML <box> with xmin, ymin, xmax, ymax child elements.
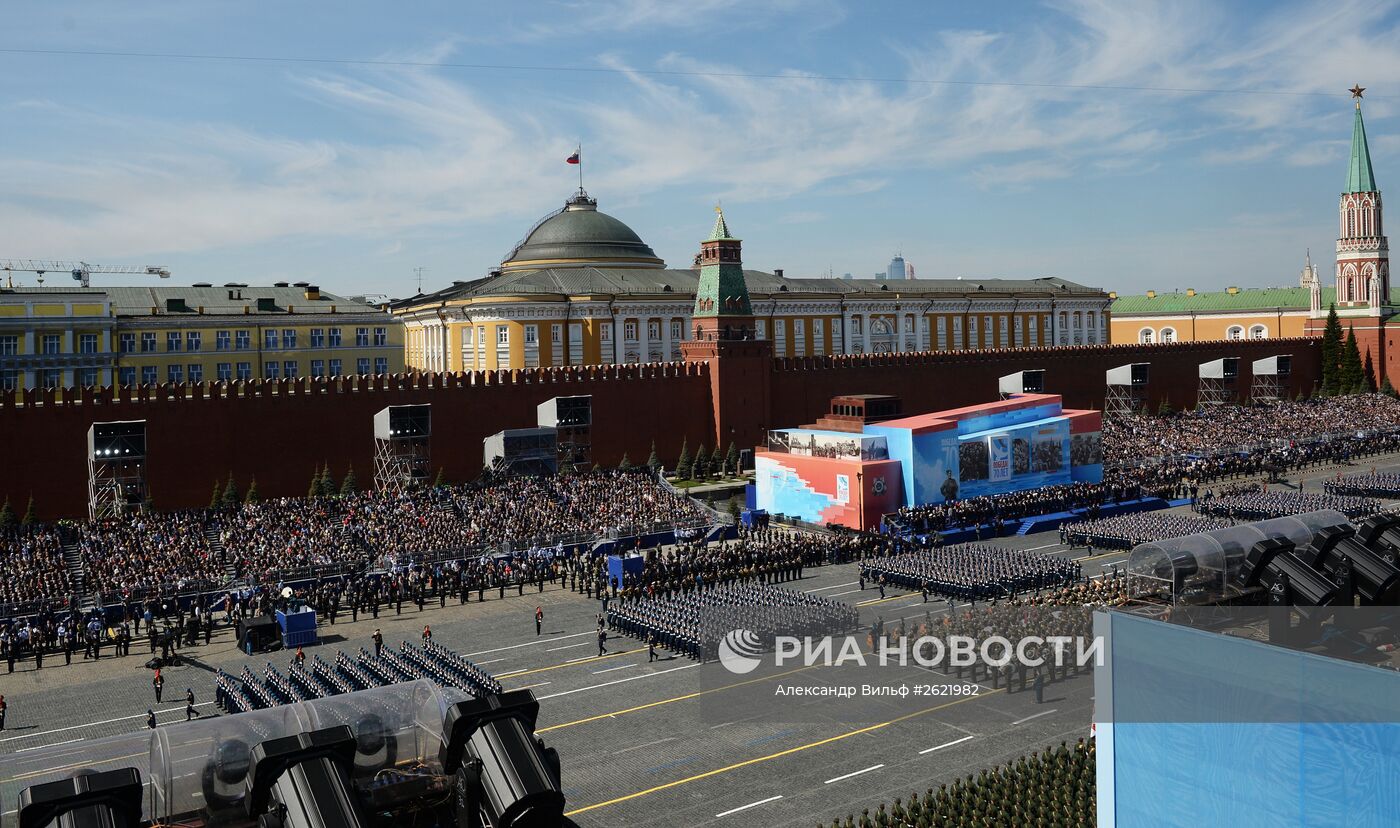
<box><xmin>535</xmin><ymin>662</ymin><xmax>700</xmax><ymax>700</ymax></box>
<box><xmin>546</xmin><ymin>642</ymin><xmax>591</xmax><ymax>652</ymax></box>
<box><xmin>919</xmin><ymin>735</ymin><xmax>975</xmax><ymax>754</ymax></box>
<box><xmin>513</xmin><ymin>682</ymin><xmax>551</xmax><ymax>690</ymax></box>
<box><xmin>0</xmin><ymin>703</ymin><xmax>217</xmax><ymax>744</ymax></box>
<box><xmin>709</xmin><ymin>721</ymin><xmax>736</xmax><ymax>729</ymax></box>
<box><xmin>824</xmin><ymin>764</ymin><xmax>885</xmax><ymax>784</ymax></box>
<box><xmin>591</xmin><ymin>662</ymin><xmax>638</xmax><ymax>674</ymax></box>
<box><xmin>1012</xmin><ymin>709</ymin><xmax>1059</xmax><ymax>725</ymax></box>
<box><xmin>611</xmin><ymin>736</ymin><xmax>677</xmax><ymax>755</ymax></box>
<box><xmin>715</xmin><ymin>795</ymin><xmax>783</xmax><ymax>818</ymax></box>
<box><xmin>566</xmin><ymin>653</ymin><xmax>599</xmax><ymax>662</ymax></box>
<box><xmin>803</xmin><ymin>581</ymin><xmax>857</xmax><ymax>593</ymax></box>
<box><xmin>17</xmin><ymin>737</ymin><xmax>84</xmax><ymax>752</ymax></box>
<box><xmin>828</xmin><ymin>588</ymin><xmax>865</xmax><ymax>597</ymax></box>
<box><xmin>474</xmin><ymin>657</ymin><xmax>508</xmax><ymax>666</ymax></box>
<box><xmin>494</xmin><ymin>668</ymin><xmax>529</xmax><ymax>678</ymax></box>
<box><xmin>464</xmin><ymin>630</ymin><xmax>593</xmax><ymax>657</ymax></box>
<box><xmin>1022</xmin><ymin>542</ymin><xmax>1064</xmax><ymax>552</ymax></box>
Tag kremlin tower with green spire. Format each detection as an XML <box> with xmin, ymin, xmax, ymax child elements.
<box><xmin>681</xmin><ymin>205</ymin><xmax>773</xmax><ymax>455</ymax></box>
<box><xmin>1334</xmin><ymin>84</ymin><xmax>1388</xmax><ymax>317</ymax></box>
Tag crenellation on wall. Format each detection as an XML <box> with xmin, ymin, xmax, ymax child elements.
<box><xmin>0</xmin><ymin>343</ymin><xmax>1317</xmax><ymax>520</ymax></box>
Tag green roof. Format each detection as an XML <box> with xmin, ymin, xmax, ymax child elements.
<box><xmin>1114</xmin><ymin>283</ymin><xmax>1400</xmax><ymax>312</ymax></box>
<box><xmin>1112</xmin><ymin>286</ymin><xmax>1399</xmax><ymax>315</ymax></box>
<box><xmin>709</xmin><ymin>207</ymin><xmax>734</xmax><ymax>241</ymax></box>
<box><xmin>1346</xmin><ymin>103</ymin><xmax>1378</xmax><ymax>193</ymax></box>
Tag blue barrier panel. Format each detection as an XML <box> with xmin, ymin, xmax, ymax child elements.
<box><xmin>276</xmin><ymin>607</ymin><xmax>318</xmax><ymax>647</ymax></box>
<box><xmin>607</xmin><ymin>554</ymin><xmax>646</xmax><ymax>588</ymax></box>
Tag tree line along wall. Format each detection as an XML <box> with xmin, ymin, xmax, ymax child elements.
<box><xmin>0</xmin><ymin>364</ymin><xmax>715</xmax><ymax>521</ymax></box>
<box><xmin>0</xmin><ymin>338</ymin><xmax>1321</xmax><ymax>520</ymax></box>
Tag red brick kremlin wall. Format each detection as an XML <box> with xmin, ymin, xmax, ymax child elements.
<box><xmin>0</xmin><ymin>338</ymin><xmax>1320</xmax><ymax>520</ymax></box>
<box><xmin>0</xmin><ymin>364</ymin><xmax>715</xmax><ymax>520</ymax></box>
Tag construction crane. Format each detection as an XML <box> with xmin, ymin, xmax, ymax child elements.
<box><xmin>1</xmin><ymin>260</ymin><xmax>171</xmax><ymax>288</ymax></box>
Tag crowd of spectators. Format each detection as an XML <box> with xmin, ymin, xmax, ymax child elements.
<box><xmin>77</xmin><ymin>512</ymin><xmax>223</xmax><ymax>601</ymax></box>
<box><xmin>443</xmin><ymin>472</ymin><xmax>711</xmax><ymax>550</ymax></box>
<box><xmin>220</xmin><ymin>498</ymin><xmax>364</xmax><ymax>582</ymax></box>
<box><xmin>0</xmin><ymin>526</ymin><xmax>72</xmax><ymax>607</ymax></box>
<box><xmin>1195</xmin><ymin>490</ymin><xmax>1381</xmax><ymax>521</ymax></box>
<box><xmin>1104</xmin><ymin>395</ymin><xmax>1400</xmax><ymax>468</ymax></box>
<box><xmin>889</xmin><ymin>482</ymin><xmax>1142</xmax><ymax>535</ymax></box>
<box><xmin>1061</xmin><ymin>512</ymin><xmax>1231</xmax><ymax>550</ymax></box>
<box><xmin>3</xmin><ymin>470</ymin><xmax>715</xmax><ymax>610</ymax></box>
<box><xmin>860</xmin><ymin>544</ymin><xmax>1080</xmax><ymax>602</ymax></box>
<box><xmin>823</xmin><ymin>740</ymin><xmax>1095</xmax><ymax>827</ymax></box>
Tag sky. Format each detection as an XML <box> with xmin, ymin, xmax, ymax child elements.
<box><xmin>4</xmin><ymin>1</ymin><xmax>1400</xmax><ymax>300</ymax></box>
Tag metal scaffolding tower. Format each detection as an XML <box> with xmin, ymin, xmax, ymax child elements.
<box><xmin>373</xmin><ymin>404</ymin><xmax>431</xmax><ymax>491</ymax></box>
<box><xmin>1198</xmin><ymin>357</ymin><xmax>1241</xmax><ymax>407</ymax></box>
<box><xmin>538</xmin><ymin>395</ymin><xmax>592</xmax><ymax>473</ymax></box>
<box><xmin>1251</xmin><ymin>355</ymin><xmax>1293</xmax><ymax>404</ymax></box>
<box><xmin>1105</xmin><ymin>363</ymin><xmax>1150</xmax><ymax>416</ymax></box>
<box><xmin>87</xmin><ymin>421</ymin><xmax>147</xmax><ymax>520</ymax></box>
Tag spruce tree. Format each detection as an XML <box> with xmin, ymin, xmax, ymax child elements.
<box><xmin>1364</xmin><ymin>349</ymin><xmax>1378</xmax><ymax>393</ymax></box>
<box><xmin>309</xmin><ymin>467</ymin><xmax>323</xmax><ymax>498</ymax></box>
<box><xmin>0</xmin><ymin>498</ymin><xmax>15</xmax><ymax>530</ymax></box>
<box><xmin>1321</xmin><ymin>304</ymin><xmax>1343</xmax><ymax>394</ymax></box>
<box><xmin>1383</xmin><ymin>376</ymin><xmax>1398</xmax><ymax>398</ymax></box>
<box><xmin>319</xmin><ymin>463</ymin><xmax>337</xmax><ymax>497</ymax></box>
<box><xmin>675</xmin><ymin>438</ymin><xmax>692</xmax><ymax>480</ymax></box>
<box><xmin>693</xmin><ymin>444</ymin><xmax>710</xmax><ymax>480</ymax></box>
<box><xmin>646</xmin><ymin>441</ymin><xmax>660</xmax><ymax>470</ymax></box>
<box><xmin>22</xmin><ymin>496</ymin><xmax>36</xmax><ymax>526</ymax></box>
<box><xmin>1341</xmin><ymin>328</ymin><xmax>1364</xmax><ymax>394</ymax></box>
<box><xmin>340</xmin><ymin>465</ymin><xmax>357</xmax><ymax>495</ymax></box>
<box><xmin>244</xmin><ymin>476</ymin><xmax>260</xmax><ymax>503</ymax></box>
<box><xmin>724</xmin><ymin>441</ymin><xmax>739</xmax><ymax>476</ymax></box>
<box><xmin>210</xmin><ymin>480</ymin><xmax>223</xmax><ymax>510</ymax></box>
<box><xmin>433</xmin><ymin>467</ymin><xmax>446</xmax><ymax>488</ymax></box>
<box><xmin>618</xmin><ymin>453</ymin><xmax>633</xmax><ymax>471</ymax></box>
<box><xmin>221</xmin><ymin>473</ymin><xmax>239</xmax><ymax>509</ymax></box>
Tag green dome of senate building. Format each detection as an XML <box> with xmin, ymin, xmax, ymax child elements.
<box><xmin>500</xmin><ymin>191</ymin><xmax>664</xmax><ymax>272</ymax></box>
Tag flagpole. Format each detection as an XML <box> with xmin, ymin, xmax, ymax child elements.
<box><xmin>577</xmin><ymin>143</ymin><xmax>584</xmax><ymax>193</ymax></box>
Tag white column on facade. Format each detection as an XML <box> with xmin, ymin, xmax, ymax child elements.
<box><xmin>841</xmin><ymin>310</ymin><xmax>852</xmax><ymax>354</ymax></box>
<box><xmin>638</xmin><ymin>313</ymin><xmax>649</xmax><ymax>362</ymax></box>
<box><xmin>612</xmin><ymin>311</ymin><xmax>625</xmax><ymax>364</ymax></box>
<box><xmin>662</xmin><ymin>316</ymin><xmax>672</xmax><ymax>360</ymax></box>
<box><xmin>863</xmin><ymin>313</ymin><xmax>873</xmax><ymax>354</ymax></box>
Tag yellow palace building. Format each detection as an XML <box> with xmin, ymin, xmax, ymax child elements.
<box><xmin>0</xmin><ymin>282</ymin><xmax>402</xmax><ymax>390</ymax></box>
<box><xmin>393</xmin><ymin>191</ymin><xmax>1113</xmax><ymax>371</ymax></box>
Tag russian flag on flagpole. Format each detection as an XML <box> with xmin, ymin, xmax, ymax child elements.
<box><xmin>566</xmin><ymin>150</ymin><xmax>580</xmax><ymax>164</ymax></box>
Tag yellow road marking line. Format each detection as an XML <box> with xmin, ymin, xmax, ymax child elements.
<box><xmin>855</xmin><ymin>592</ymin><xmax>910</xmax><ymax>606</ymax></box>
<box><xmin>537</xmin><ymin>665</ymin><xmax>815</xmax><ymax>733</ymax></box>
<box><xmin>564</xmin><ymin>688</ymin><xmax>1003</xmax><ymax>816</ymax></box>
<box><xmin>497</xmin><ymin>648</ymin><xmax>638</xmax><ymax>680</ymax></box>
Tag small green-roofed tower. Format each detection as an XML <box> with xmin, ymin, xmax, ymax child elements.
<box><xmin>692</xmin><ymin>206</ymin><xmax>753</xmax><ymax>340</ymax></box>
